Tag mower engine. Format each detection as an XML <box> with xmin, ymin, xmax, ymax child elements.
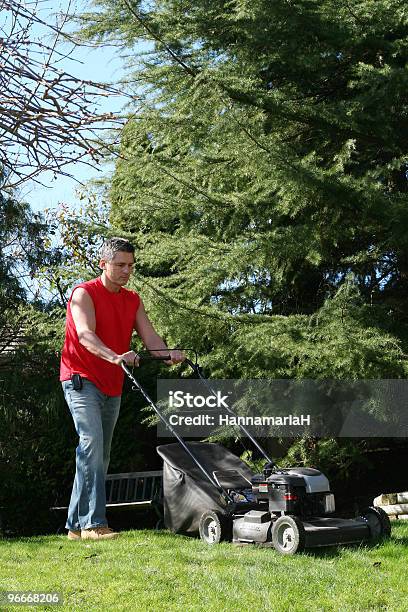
<box><xmin>251</xmin><ymin>467</ymin><xmax>336</xmax><ymax>518</ymax></box>
<box><xmin>227</xmin><ymin>465</ymin><xmax>388</xmax><ymax>554</ymax></box>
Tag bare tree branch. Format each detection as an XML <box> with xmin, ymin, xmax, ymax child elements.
<box><xmin>0</xmin><ymin>0</ymin><xmax>139</xmax><ymax>189</ymax></box>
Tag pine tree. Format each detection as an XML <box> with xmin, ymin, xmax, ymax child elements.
<box><xmin>77</xmin><ymin>0</ymin><xmax>408</xmax><ymax>380</ymax></box>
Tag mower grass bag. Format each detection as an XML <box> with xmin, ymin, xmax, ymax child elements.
<box><xmin>156</xmin><ymin>441</ymin><xmax>391</xmax><ymax>554</ymax></box>
<box><xmin>157</xmin><ymin>442</ymin><xmax>254</xmax><ymax>535</ymax></box>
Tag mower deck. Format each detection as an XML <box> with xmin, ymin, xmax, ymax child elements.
<box><xmin>301</xmin><ymin>517</ymin><xmax>370</xmax><ymax>547</ymax></box>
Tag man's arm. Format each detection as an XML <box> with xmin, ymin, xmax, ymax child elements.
<box><xmin>71</xmin><ymin>288</ymin><xmax>137</xmax><ymax>366</ymax></box>
<box><xmin>134</xmin><ymin>300</ymin><xmax>185</xmax><ymax>365</ymax></box>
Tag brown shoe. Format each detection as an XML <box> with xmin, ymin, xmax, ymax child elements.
<box><xmin>67</xmin><ymin>530</ymin><xmax>81</xmax><ymax>540</ymax></box>
<box><xmin>81</xmin><ymin>526</ymin><xmax>119</xmax><ymax>540</ymax></box>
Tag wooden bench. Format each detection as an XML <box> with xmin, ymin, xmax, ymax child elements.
<box><xmin>106</xmin><ymin>470</ymin><xmax>163</xmax><ymax>510</ymax></box>
<box><xmin>51</xmin><ymin>470</ymin><xmax>163</xmax><ymax>519</ymax></box>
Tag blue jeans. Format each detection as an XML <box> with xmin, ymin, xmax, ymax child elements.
<box><xmin>62</xmin><ymin>378</ymin><xmax>121</xmax><ymax>530</ymax></box>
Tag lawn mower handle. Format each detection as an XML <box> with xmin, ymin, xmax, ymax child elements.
<box><xmin>124</xmin><ymin>351</ymin><xmax>276</xmax><ymax>469</ymax></box>
<box><xmin>121</xmin><ymin>359</ymin><xmax>234</xmax><ymax>505</ymax></box>
<box><xmin>129</xmin><ymin>348</ymin><xmax>199</xmax><ymax>366</ymax></box>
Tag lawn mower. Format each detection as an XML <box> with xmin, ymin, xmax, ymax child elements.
<box><xmin>122</xmin><ymin>354</ymin><xmax>391</xmax><ymax>555</ymax></box>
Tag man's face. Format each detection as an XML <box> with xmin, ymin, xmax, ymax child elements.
<box><xmin>100</xmin><ymin>251</ymin><xmax>135</xmax><ymax>287</ymax></box>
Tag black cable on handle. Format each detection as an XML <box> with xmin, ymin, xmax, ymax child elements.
<box><xmin>184</xmin><ymin>358</ymin><xmax>275</xmax><ymax>467</ymax></box>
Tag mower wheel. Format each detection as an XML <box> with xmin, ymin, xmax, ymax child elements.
<box><xmin>360</xmin><ymin>506</ymin><xmax>391</xmax><ymax>541</ymax></box>
<box><xmin>199</xmin><ymin>510</ymin><xmax>232</xmax><ymax>545</ymax></box>
<box><xmin>271</xmin><ymin>515</ymin><xmax>306</xmax><ymax>555</ymax></box>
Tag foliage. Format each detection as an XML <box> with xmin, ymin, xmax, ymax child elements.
<box><xmin>36</xmin><ymin>197</ymin><xmax>110</xmax><ymax>307</ymax></box>
<box><xmin>0</xmin><ymin>306</ymin><xmax>162</xmax><ymax>535</ymax></box>
<box><xmin>0</xmin><ymin>183</ymin><xmax>51</xmax><ymax>372</ymax></box>
<box><xmin>75</xmin><ymin>0</ymin><xmax>408</xmax><ymax>472</ymax></box>
<box><xmin>76</xmin><ymin>0</ymin><xmax>408</xmax><ymax>374</ymax></box>
<box><xmin>278</xmin><ymin>437</ymin><xmax>370</xmax><ymax>482</ymax></box>
<box><xmin>0</xmin><ymin>348</ymin><xmax>71</xmax><ymax>534</ymax></box>
<box><xmin>3</xmin><ymin>0</ymin><xmax>408</xmax><ymax>533</ymax></box>
<box><xmin>0</xmin><ymin>186</ymin><xmax>48</xmax><ymax>301</ymax></box>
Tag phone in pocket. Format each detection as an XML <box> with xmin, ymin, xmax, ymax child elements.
<box><xmin>71</xmin><ymin>373</ymin><xmax>83</xmax><ymax>391</ymax></box>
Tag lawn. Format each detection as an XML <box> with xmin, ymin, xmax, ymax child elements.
<box><xmin>1</xmin><ymin>522</ymin><xmax>408</xmax><ymax>611</ymax></box>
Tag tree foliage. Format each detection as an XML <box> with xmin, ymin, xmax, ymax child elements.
<box><xmin>0</xmin><ymin>179</ymin><xmax>50</xmax><ymax>363</ymax></box>
<box><xmin>74</xmin><ymin>0</ymin><xmax>408</xmax><ymax>481</ymax></box>
<box><xmin>0</xmin><ymin>195</ymin><xmax>165</xmax><ymax>535</ymax></box>
<box><xmin>78</xmin><ymin>0</ymin><xmax>408</xmax><ymax>379</ymax></box>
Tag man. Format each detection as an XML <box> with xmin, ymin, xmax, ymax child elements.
<box><xmin>60</xmin><ymin>237</ymin><xmax>184</xmax><ymax>540</ymax></box>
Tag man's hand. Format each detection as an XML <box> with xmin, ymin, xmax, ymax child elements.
<box><xmin>115</xmin><ymin>351</ymin><xmax>140</xmax><ymax>367</ymax></box>
<box><xmin>164</xmin><ymin>349</ymin><xmax>186</xmax><ymax>366</ymax></box>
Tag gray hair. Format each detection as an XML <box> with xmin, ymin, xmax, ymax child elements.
<box><xmin>100</xmin><ymin>237</ymin><xmax>135</xmax><ymax>261</ymax></box>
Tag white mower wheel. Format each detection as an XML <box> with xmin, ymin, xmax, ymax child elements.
<box><xmin>361</xmin><ymin>506</ymin><xmax>391</xmax><ymax>541</ymax></box>
<box><xmin>198</xmin><ymin>510</ymin><xmax>231</xmax><ymax>545</ymax></box>
<box><xmin>271</xmin><ymin>515</ymin><xmax>306</xmax><ymax>555</ymax></box>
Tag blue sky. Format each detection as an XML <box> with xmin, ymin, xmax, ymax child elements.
<box><xmin>20</xmin><ymin>1</ymin><xmax>129</xmax><ymax>213</ymax></box>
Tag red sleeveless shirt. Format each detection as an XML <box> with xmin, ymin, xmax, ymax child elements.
<box><xmin>60</xmin><ymin>277</ymin><xmax>140</xmax><ymax>396</ymax></box>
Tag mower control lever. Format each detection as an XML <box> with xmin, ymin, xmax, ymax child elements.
<box><xmin>136</xmin><ymin>349</ymin><xmax>171</xmax><ymax>362</ymax></box>
<box><xmin>139</xmin><ymin>354</ymin><xmax>171</xmax><ymax>362</ymax></box>
<box><xmin>134</xmin><ymin>348</ymin><xmax>196</xmax><ymax>364</ymax></box>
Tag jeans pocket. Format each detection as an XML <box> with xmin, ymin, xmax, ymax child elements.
<box><xmin>62</xmin><ymin>380</ymin><xmax>73</xmax><ymax>402</ymax></box>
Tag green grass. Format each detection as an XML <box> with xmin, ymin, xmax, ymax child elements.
<box><xmin>1</xmin><ymin>522</ymin><xmax>408</xmax><ymax>611</ymax></box>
